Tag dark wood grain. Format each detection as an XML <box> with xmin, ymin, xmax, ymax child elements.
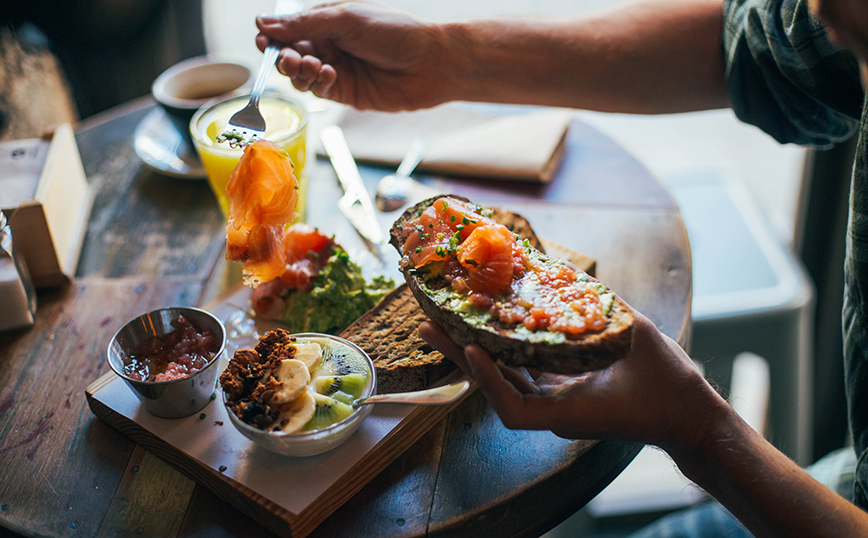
<box><xmin>97</xmin><ymin>446</ymin><xmax>196</xmax><ymax>538</ymax></box>
<box><xmin>0</xmin><ymin>278</ymin><xmax>202</xmax><ymax>537</ymax></box>
<box><xmin>1</xmin><ymin>99</ymin><xmax>691</xmax><ymax>538</ymax></box>
<box><xmin>308</xmin><ymin>418</ymin><xmax>450</xmax><ymax>538</ymax></box>
<box><xmin>74</xmin><ymin>97</ymin><xmax>227</xmax><ymax>281</ymax></box>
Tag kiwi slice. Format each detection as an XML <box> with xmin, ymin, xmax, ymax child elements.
<box><xmin>314</xmin><ymin>373</ymin><xmax>367</xmax><ymax>398</ymax></box>
<box><xmin>303</xmin><ymin>393</ymin><xmax>355</xmax><ymax>431</ymax></box>
<box><xmin>329</xmin><ymin>390</ymin><xmax>355</xmax><ymax>406</ymax></box>
<box><xmin>320</xmin><ymin>347</ymin><xmax>369</xmax><ymax>377</ymax></box>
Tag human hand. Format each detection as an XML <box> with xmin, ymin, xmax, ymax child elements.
<box><xmin>418</xmin><ymin>313</ymin><xmax>727</xmax><ymax>451</ymax></box>
<box><xmin>255</xmin><ymin>2</ymin><xmax>458</xmax><ymax>111</ymax></box>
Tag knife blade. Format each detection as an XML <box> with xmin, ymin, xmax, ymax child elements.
<box><xmin>320</xmin><ymin>125</ymin><xmax>385</xmax><ymax>246</ymax></box>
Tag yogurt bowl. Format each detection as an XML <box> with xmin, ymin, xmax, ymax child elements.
<box><xmin>221</xmin><ymin>332</ymin><xmax>376</xmax><ymax>457</ymax></box>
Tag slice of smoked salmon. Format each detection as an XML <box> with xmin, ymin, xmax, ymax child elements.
<box><xmin>225</xmin><ymin>139</ymin><xmax>299</xmax><ymax>288</ymax></box>
<box><xmin>241</xmin><ymin>225</ymin><xmax>287</xmax><ymax>287</ymax></box>
<box><xmin>279</xmin><ymin>224</ymin><xmax>334</xmax><ymax>291</ymax></box>
<box><xmin>403</xmin><ymin>197</ymin><xmax>496</xmax><ymax>268</ymax></box>
<box><xmin>283</xmin><ymin>223</ymin><xmax>332</xmax><ymax>263</ymax></box>
<box><xmin>457</xmin><ymin>224</ymin><xmax>521</xmax><ymax>295</ymax></box>
<box><xmin>248</xmin><ymin>225</ymin><xmax>335</xmax><ymax>317</ymax></box>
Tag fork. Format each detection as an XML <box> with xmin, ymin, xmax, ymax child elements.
<box><xmin>219</xmin><ymin>0</ymin><xmax>304</xmax><ymax>148</ymax></box>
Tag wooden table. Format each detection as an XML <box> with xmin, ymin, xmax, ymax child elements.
<box><xmin>0</xmin><ymin>97</ymin><xmax>691</xmax><ymax>538</ymax></box>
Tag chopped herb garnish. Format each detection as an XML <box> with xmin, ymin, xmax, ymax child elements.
<box><xmin>199</xmin><ymin>413</ymin><xmax>207</xmax><ymax>420</ymax></box>
<box><xmin>210</xmin><ymin>393</ymin><xmax>216</xmax><ymax>401</ymax></box>
<box><xmin>409</xmin><ymin>267</ymin><xmax>431</xmax><ymax>276</ymax></box>
<box><xmin>450</xmin><ymin>215</ymin><xmax>456</xmax><ymax>222</ymax></box>
<box><xmin>442</xmin><ymin>201</ymin><xmax>449</xmax><ymax>212</ymax></box>
<box><xmin>415</xmin><ymin>246</ymin><xmax>423</xmax><ymax>253</ymax></box>
<box><xmin>216</xmin><ymin>129</ymin><xmax>259</xmax><ymax>149</ymax></box>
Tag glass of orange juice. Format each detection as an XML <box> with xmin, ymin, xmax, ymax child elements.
<box><xmin>190</xmin><ymin>93</ymin><xmax>308</xmax><ymax>221</ymax></box>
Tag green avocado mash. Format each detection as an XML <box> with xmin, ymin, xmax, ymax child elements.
<box><xmin>280</xmin><ymin>248</ymin><xmax>394</xmax><ymax>334</ymax></box>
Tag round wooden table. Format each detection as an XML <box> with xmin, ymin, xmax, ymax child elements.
<box><xmin>0</xmin><ymin>98</ymin><xmax>690</xmax><ymax>538</ymax></box>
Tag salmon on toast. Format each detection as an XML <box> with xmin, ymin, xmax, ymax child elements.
<box><xmin>390</xmin><ymin>195</ymin><xmax>634</xmax><ymax>374</ymax></box>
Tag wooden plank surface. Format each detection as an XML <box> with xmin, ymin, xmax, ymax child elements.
<box><xmin>0</xmin><ymin>278</ymin><xmax>203</xmax><ymax>537</ymax></box>
<box><xmin>73</xmin><ymin>97</ymin><xmax>227</xmax><ymax>281</ymax></box>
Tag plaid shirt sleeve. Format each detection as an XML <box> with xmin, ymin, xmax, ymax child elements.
<box><xmin>725</xmin><ymin>0</ymin><xmax>868</xmax><ymax>512</ymax></box>
<box><xmin>723</xmin><ymin>0</ymin><xmax>862</xmax><ymax>146</ymax></box>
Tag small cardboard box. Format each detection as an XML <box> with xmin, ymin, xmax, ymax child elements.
<box><xmin>0</xmin><ymin>124</ymin><xmax>91</xmax><ymax>288</ymax></box>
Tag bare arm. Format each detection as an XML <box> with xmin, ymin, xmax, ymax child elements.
<box><xmin>256</xmin><ymin>0</ymin><xmax>728</xmax><ymax>113</ymax></box>
<box><xmin>670</xmin><ymin>407</ymin><xmax>868</xmax><ymax>538</ymax></box>
<box><xmin>444</xmin><ymin>0</ymin><xmax>729</xmax><ymax>112</ymax></box>
<box><xmin>418</xmin><ymin>316</ymin><xmax>868</xmax><ymax>538</ymax></box>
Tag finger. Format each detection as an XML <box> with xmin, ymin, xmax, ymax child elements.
<box><xmin>497</xmin><ymin>365</ymin><xmax>541</xmax><ymax>395</ymax></box>
<box><xmin>255</xmin><ymin>34</ymin><xmax>270</xmax><ymax>52</ymax></box>
<box><xmin>294</xmin><ymin>55</ymin><xmax>324</xmax><ymax>92</ymax></box>
<box><xmin>463</xmin><ymin>346</ymin><xmax>550</xmax><ymax>430</ymax></box>
<box><xmin>418</xmin><ymin>321</ymin><xmax>470</xmax><ymax>372</ymax></box>
<box><xmin>276</xmin><ymin>47</ymin><xmax>304</xmax><ymax>78</ymax></box>
<box><xmin>292</xmin><ymin>40</ymin><xmax>317</xmax><ymax>57</ymax></box>
<box><xmin>309</xmin><ymin>64</ymin><xmax>338</xmax><ymax>100</ymax></box>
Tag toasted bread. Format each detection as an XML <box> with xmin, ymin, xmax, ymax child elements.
<box><xmin>340</xmin><ymin>285</ymin><xmax>455</xmax><ymax>393</ymax></box>
<box><xmin>389</xmin><ymin>195</ymin><xmax>634</xmax><ymax>375</ymax></box>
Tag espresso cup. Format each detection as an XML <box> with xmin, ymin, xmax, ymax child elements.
<box><xmin>152</xmin><ymin>56</ymin><xmax>252</xmax><ymax>142</ymax></box>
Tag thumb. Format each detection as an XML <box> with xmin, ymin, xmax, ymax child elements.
<box><xmin>256</xmin><ymin>9</ymin><xmax>345</xmax><ymax>44</ymax></box>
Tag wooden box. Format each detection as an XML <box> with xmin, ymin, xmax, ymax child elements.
<box><xmin>0</xmin><ymin>124</ymin><xmax>91</xmax><ymax>288</ymax></box>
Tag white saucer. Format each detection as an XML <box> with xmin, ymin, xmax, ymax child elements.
<box><xmin>134</xmin><ymin>108</ymin><xmax>206</xmax><ymax>179</ymax></box>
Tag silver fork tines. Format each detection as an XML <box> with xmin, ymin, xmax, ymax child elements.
<box><xmin>218</xmin><ymin>0</ymin><xmax>303</xmax><ymax>148</ymax></box>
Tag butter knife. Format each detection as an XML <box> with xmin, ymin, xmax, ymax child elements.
<box><xmin>320</xmin><ymin>125</ymin><xmax>385</xmax><ymax>245</ymax></box>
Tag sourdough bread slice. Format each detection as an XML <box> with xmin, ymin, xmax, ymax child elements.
<box><xmin>389</xmin><ymin>195</ymin><xmax>634</xmax><ymax>375</ymax></box>
<box><xmin>340</xmin><ymin>285</ymin><xmax>455</xmax><ymax>393</ymax></box>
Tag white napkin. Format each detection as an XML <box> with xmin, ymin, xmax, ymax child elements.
<box><xmin>323</xmin><ymin>104</ymin><xmax>573</xmax><ymax>183</ymax></box>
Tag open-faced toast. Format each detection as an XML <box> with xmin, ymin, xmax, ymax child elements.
<box><xmin>389</xmin><ymin>195</ymin><xmax>634</xmax><ymax>374</ymax></box>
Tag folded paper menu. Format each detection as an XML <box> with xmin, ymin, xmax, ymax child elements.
<box><xmin>324</xmin><ymin>104</ymin><xmax>573</xmax><ymax>183</ymax></box>
<box><xmin>0</xmin><ymin>124</ymin><xmax>91</xmax><ymax>288</ymax></box>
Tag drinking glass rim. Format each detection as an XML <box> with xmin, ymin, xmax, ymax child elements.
<box><xmin>189</xmin><ymin>92</ymin><xmax>309</xmax><ymax>153</ymax></box>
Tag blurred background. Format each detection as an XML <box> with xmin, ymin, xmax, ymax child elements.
<box><xmin>0</xmin><ymin>1</ymin><xmax>852</xmax><ymax>536</ymax></box>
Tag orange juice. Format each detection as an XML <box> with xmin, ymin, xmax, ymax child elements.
<box><xmin>190</xmin><ymin>94</ymin><xmax>308</xmax><ymax>220</ymax></box>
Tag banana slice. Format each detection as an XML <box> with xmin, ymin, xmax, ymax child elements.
<box><xmin>293</xmin><ymin>342</ymin><xmax>322</xmax><ymax>371</ymax></box>
<box><xmin>269</xmin><ymin>358</ymin><xmax>311</xmax><ymax>405</ymax></box>
<box><xmin>276</xmin><ymin>390</ymin><xmax>316</xmax><ymax>434</ymax></box>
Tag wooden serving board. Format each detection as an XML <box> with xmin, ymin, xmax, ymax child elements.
<box><xmin>85</xmin><ymin>287</ymin><xmax>471</xmax><ymax>538</ymax></box>
<box><xmin>85</xmin><ymin>241</ymin><xmax>595</xmax><ymax>538</ymax></box>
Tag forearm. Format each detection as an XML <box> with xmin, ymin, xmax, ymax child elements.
<box><xmin>439</xmin><ymin>0</ymin><xmax>729</xmax><ymax>113</ymax></box>
<box><xmin>669</xmin><ymin>400</ymin><xmax>868</xmax><ymax>538</ymax></box>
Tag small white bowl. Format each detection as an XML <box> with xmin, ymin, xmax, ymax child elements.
<box><xmin>223</xmin><ymin>333</ymin><xmax>376</xmax><ymax>457</ymax></box>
